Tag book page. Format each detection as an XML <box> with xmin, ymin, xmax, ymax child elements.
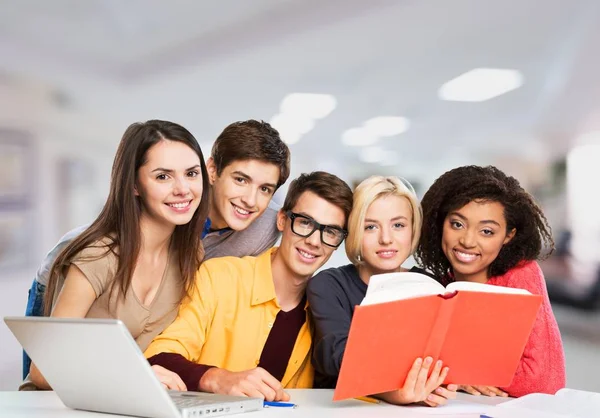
<box><xmin>495</xmin><ymin>388</ymin><xmax>600</xmax><ymax>417</ymax></box>
<box><xmin>361</xmin><ymin>272</ymin><xmax>445</xmax><ymax>306</ymax></box>
<box><xmin>446</xmin><ymin>280</ymin><xmax>531</xmax><ymax>295</ymax></box>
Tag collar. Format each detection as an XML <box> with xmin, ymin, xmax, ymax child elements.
<box><xmin>251</xmin><ymin>247</ymin><xmax>278</xmax><ymax>306</ymax></box>
<box><xmin>251</xmin><ymin>247</ymin><xmax>309</xmax><ymax>311</ymax></box>
<box><xmin>202</xmin><ymin>217</ymin><xmax>232</xmax><ymax>238</ymax></box>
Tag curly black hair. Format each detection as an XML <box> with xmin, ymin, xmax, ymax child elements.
<box><xmin>415</xmin><ymin>165</ymin><xmax>555</xmax><ymax>279</ymax></box>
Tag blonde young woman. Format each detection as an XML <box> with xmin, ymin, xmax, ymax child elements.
<box><xmin>307</xmin><ymin>176</ymin><xmax>457</xmax><ymax>407</ymax></box>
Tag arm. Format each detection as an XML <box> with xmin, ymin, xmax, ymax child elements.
<box><xmin>248</xmin><ymin>205</ymin><xmax>281</xmax><ymax>257</ymax></box>
<box><xmin>306</xmin><ymin>270</ymin><xmax>354</xmax><ymax>380</ymax></box>
<box><xmin>499</xmin><ymin>263</ymin><xmax>566</xmax><ymax>396</ymax></box>
<box><xmin>35</xmin><ymin>225</ymin><xmax>88</xmax><ymax>287</ymax></box>
<box><xmin>30</xmin><ymin>265</ymin><xmax>96</xmax><ymax>389</ymax></box>
<box><xmin>146</xmin><ymin>263</ymin><xmax>288</xmax><ymax>400</ymax></box>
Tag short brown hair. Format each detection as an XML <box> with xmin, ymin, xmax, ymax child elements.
<box><xmin>282</xmin><ymin>171</ymin><xmax>353</xmax><ymax>228</ymax></box>
<box><xmin>210</xmin><ymin>120</ymin><xmax>291</xmax><ymax>188</ymax></box>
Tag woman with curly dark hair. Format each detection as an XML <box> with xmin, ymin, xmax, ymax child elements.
<box><xmin>415</xmin><ymin>165</ymin><xmax>565</xmax><ymax>398</ymax></box>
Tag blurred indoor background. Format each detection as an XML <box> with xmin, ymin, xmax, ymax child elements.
<box><xmin>1</xmin><ymin>0</ymin><xmax>599</xmax><ymax>391</ymax></box>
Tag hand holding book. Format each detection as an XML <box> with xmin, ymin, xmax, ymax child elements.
<box><xmin>334</xmin><ymin>271</ymin><xmax>542</xmax><ymax>400</ymax></box>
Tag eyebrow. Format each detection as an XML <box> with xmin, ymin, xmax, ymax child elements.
<box><xmin>449</xmin><ymin>212</ymin><xmax>501</xmax><ymax>227</ymax></box>
<box><xmin>364</xmin><ymin>215</ymin><xmax>409</xmax><ymax>223</ymax></box>
<box><xmin>231</xmin><ymin>170</ymin><xmax>278</xmax><ymax>189</ymax></box>
<box><xmin>151</xmin><ymin>165</ymin><xmax>200</xmax><ymax>173</ymax></box>
<box><xmin>297</xmin><ymin>211</ymin><xmax>344</xmax><ymax>229</ymax></box>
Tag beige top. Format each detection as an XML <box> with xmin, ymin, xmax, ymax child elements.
<box><xmin>56</xmin><ymin>237</ymin><xmax>184</xmax><ymax>351</ymax></box>
<box><xmin>19</xmin><ymin>237</ymin><xmax>184</xmax><ymax>391</ymax></box>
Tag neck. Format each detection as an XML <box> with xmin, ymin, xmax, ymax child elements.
<box><xmin>270</xmin><ymin>249</ymin><xmax>309</xmax><ymax>312</ymax></box>
<box><xmin>207</xmin><ymin>188</ymin><xmax>227</xmax><ymax>230</ymax></box>
<box><xmin>357</xmin><ymin>263</ymin><xmax>408</xmax><ymax>286</ymax></box>
<box><xmin>453</xmin><ymin>270</ymin><xmax>489</xmax><ymax>284</ymax></box>
<box><xmin>139</xmin><ymin>213</ymin><xmax>174</xmax><ymax>259</ymax></box>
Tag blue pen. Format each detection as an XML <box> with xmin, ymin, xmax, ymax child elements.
<box><xmin>263</xmin><ymin>401</ymin><xmax>297</xmax><ymax>408</ymax></box>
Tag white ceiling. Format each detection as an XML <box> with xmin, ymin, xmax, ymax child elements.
<box><xmin>1</xmin><ymin>0</ymin><xmax>600</xmax><ymax>186</ymax></box>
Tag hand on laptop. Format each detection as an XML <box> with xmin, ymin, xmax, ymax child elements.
<box><xmin>375</xmin><ymin>356</ymin><xmax>456</xmax><ymax>406</ymax></box>
<box><xmin>199</xmin><ymin>367</ymin><xmax>290</xmax><ymax>401</ymax></box>
<box><xmin>151</xmin><ymin>365</ymin><xmax>187</xmax><ymax>391</ymax></box>
<box><xmin>458</xmin><ymin>385</ymin><xmax>508</xmax><ymax>397</ymax></box>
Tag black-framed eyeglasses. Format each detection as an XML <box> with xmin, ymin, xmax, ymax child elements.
<box><xmin>286</xmin><ymin>211</ymin><xmax>348</xmax><ymax>248</ymax></box>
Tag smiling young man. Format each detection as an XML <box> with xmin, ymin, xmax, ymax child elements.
<box><xmin>22</xmin><ymin>119</ymin><xmax>290</xmax><ymax>379</ymax></box>
<box><xmin>144</xmin><ymin>172</ymin><xmax>354</xmax><ymax>400</ymax></box>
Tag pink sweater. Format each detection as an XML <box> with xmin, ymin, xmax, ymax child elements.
<box><xmin>487</xmin><ymin>261</ymin><xmax>566</xmax><ymax>397</ymax></box>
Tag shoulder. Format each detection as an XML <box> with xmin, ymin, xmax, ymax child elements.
<box><xmin>409</xmin><ymin>266</ymin><xmax>439</xmax><ymax>280</ymax></box>
<box><xmin>493</xmin><ymin>261</ymin><xmax>546</xmax><ymax>294</ymax></box>
<box><xmin>308</xmin><ymin>264</ymin><xmax>357</xmax><ymax>292</ymax></box>
<box><xmin>60</xmin><ymin>224</ymin><xmax>90</xmax><ymax>242</ymax></box>
<box><xmin>73</xmin><ymin>237</ymin><xmax>116</xmax><ymax>261</ymax></box>
<box><xmin>247</xmin><ymin>202</ymin><xmax>279</xmax><ymax>232</ymax></box>
<box><xmin>199</xmin><ymin>253</ymin><xmax>260</xmax><ymax>285</ymax></box>
<box><xmin>70</xmin><ymin>237</ymin><xmax>118</xmax><ymax>276</ymax></box>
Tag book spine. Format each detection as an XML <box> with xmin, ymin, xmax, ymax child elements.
<box><xmin>423</xmin><ymin>296</ymin><xmax>458</xmax><ymax>362</ymax></box>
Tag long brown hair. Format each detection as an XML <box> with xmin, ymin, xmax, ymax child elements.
<box><xmin>44</xmin><ymin>120</ymin><xmax>210</xmax><ymax>315</ymax></box>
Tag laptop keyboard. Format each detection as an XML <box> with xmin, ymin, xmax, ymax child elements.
<box><xmin>171</xmin><ymin>396</ymin><xmax>208</xmax><ymax>408</ymax></box>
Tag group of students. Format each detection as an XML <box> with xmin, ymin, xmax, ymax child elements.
<box><xmin>21</xmin><ymin>118</ymin><xmax>566</xmax><ymax>407</ymax></box>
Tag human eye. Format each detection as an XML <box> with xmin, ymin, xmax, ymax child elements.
<box><xmin>392</xmin><ymin>222</ymin><xmax>405</xmax><ymax>229</ymax></box>
<box><xmin>234</xmin><ymin>176</ymin><xmax>247</xmax><ymax>184</ymax></box>
<box><xmin>364</xmin><ymin>223</ymin><xmax>377</xmax><ymax>231</ymax></box>
<box><xmin>450</xmin><ymin>220</ymin><xmax>463</xmax><ymax>229</ymax></box>
<box><xmin>324</xmin><ymin>226</ymin><xmax>341</xmax><ymax>239</ymax></box>
<box><xmin>156</xmin><ymin>173</ymin><xmax>169</xmax><ymax>181</ymax></box>
<box><xmin>481</xmin><ymin>228</ymin><xmax>495</xmax><ymax>236</ymax></box>
<box><xmin>298</xmin><ymin>217</ymin><xmax>314</xmax><ymax>228</ymax></box>
<box><xmin>260</xmin><ymin>186</ymin><xmax>274</xmax><ymax>194</ymax></box>
<box><xmin>186</xmin><ymin>170</ymin><xmax>199</xmax><ymax>178</ymax></box>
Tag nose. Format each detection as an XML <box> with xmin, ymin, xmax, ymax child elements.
<box><xmin>458</xmin><ymin>228</ymin><xmax>476</xmax><ymax>248</ymax></box>
<box><xmin>379</xmin><ymin>226</ymin><xmax>393</xmax><ymax>245</ymax></box>
<box><xmin>305</xmin><ymin>229</ymin><xmax>321</xmax><ymax>248</ymax></box>
<box><xmin>240</xmin><ymin>187</ymin><xmax>258</xmax><ymax>208</ymax></box>
<box><xmin>173</xmin><ymin>176</ymin><xmax>191</xmax><ymax>195</ymax></box>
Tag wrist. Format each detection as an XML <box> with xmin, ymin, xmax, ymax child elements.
<box><xmin>199</xmin><ymin>367</ymin><xmax>223</xmax><ymax>392</ymax></box>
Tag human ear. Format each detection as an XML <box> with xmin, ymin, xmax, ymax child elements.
<box><xmin>503</xmin><ymin>228</ymin><xmax>516</xmax><ymax>245</ymax></box>
<box><xmin>276</xmin><ymin>210</ymin><xmax>286</xmax><ymax>233</ymax></box>
<box><xmin>206</xmin><ymin>157</ymin><xmax>217</xmax><ymax>185</ymax></box>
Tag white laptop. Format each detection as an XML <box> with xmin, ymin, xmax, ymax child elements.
<box><xmin>5</xmin><ymin>316</ymin><xmax>263</xmax><ymax>418</ymax></box>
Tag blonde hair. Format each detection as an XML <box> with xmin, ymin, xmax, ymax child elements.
<box><xmin>345</xmin><ymin>176</ymin><xmax>422</xmax><ymax>265</ymax></box>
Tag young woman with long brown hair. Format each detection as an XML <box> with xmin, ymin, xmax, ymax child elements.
<box><xmin>27</xmin><ymin>120</ymin><xmax>210</xmax><ymax>390</ymax></box>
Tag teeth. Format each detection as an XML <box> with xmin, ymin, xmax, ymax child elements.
<box><xmin>378</xmin><ymin>251</ymin><xmax>396</xmax><ymax>256</ymax></box>
<box><xmin>234</xmin><ymin>205</ymin><xmax>250</xmax><ymax>215</ymax></box>
<box><xmin>455</xmin><ymin>250</ymin><xmax>478</xmax><ymax>262</ymax></box>
<box><xmin>169</xmin><ymin>201</ymin><xmax>190</xmax><ymax>209</ymax></box>
<box><xmin>298</xmin><ymin>249</ymin><xmax>316</xmax><ymax>259</ymax></box>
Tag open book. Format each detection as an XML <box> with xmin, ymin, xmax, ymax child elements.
<box><xmin>362</xmin><ymin>271</ymin><xmax>530</xmax><ymax>306</ymax></box>
<box><xmin>334</xmin><ymin>271</ymin><xmax>542</xmax><ymax>401</ymax></box>
<box><xmin>486</xmin><ymin>388</ymin><xmax>600</xmax><ymax>418</ymax></box>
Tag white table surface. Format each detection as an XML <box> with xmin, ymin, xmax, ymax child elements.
<box><xmin>0</xmin><ymin>389</ymin><xmax>510</xmax><ymax>418</ymax></box>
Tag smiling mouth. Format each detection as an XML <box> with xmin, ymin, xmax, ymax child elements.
<box><xmin>376</xmin><ymin>250</ymin><xmax>397</xmax><ymax>257</ymax></box>
<box><xmin>232</xmin><ymin>203</ymin><xmax>254</xmax><ymax>216</ymax></box>
<box><xmin>297</xmin><ymin>248</ymin><xmax>319</xmax><ymax>261</ymax></box>
<box><xmin>166</xmin><ymin>200</ymin><xmax>192</xmax><ymax>209</ymax></box>
<box><xmin>453</xmin><ymin>249</ymin><xmax>479</xmax><ymax>263</ymax></box>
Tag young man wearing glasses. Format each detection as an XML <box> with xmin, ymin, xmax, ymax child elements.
<box><xmin>145</xmin><ymin>171</ymin><xmax>353</xmax><ymax>400</ymax></box>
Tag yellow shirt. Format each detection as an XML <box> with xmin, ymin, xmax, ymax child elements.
<box><xmin>145</xmin><ymin>247</ymin><xmax>314</xmax><ymax>388</ymax></box>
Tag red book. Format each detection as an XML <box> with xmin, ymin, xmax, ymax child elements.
<box><xmin>334</xmin><ymin>272</ymin><xmax>542</xmax><ymax>401</ymax></box>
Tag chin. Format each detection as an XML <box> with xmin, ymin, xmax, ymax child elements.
<box><xmin>226</xmin><ymin>217</ymin><xmax>252</xmax><ymax>231</ymax></box>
